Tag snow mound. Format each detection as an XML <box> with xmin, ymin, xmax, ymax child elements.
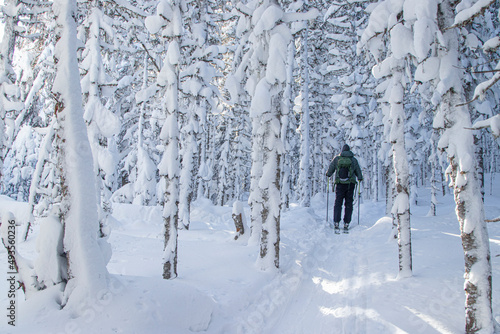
<box><xmin>365</xmin><ymin>216</ymin><xmax>393</xmax><ymax>237</ymax></box>
<box><xmin>17</xmin><ymin>276</ymin><xmax>215</xmax><ymax>333</ymax></box>
<box><xmin>0</xmin><ymin>195</ymin><xmax>30</xmax><ymax>227</ymax></box>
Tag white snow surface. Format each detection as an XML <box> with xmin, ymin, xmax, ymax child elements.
<box><xmin>1</xmin><ymin>176</ymin><xmax>500</xmax><ymax>333</ymax></box>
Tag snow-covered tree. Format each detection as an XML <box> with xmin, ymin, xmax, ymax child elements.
<box><xmin>249</xmin><ymin>0</ymin><xmax>290</xmax><ymax>269</ymax></box>
<box><xmin>0</xmin><ymin>0</ymin><xmax>23</xmax><ymax>192</ymax></box>
<box><xmin>359</xmin><ymin>0</ymin><xmax>413</xmax><ymax>278</ymax></box>
<box><xmin>178</xmin><ymin>0</ymin><xmax>221</xmax><ymax>227</ymax></box>
<box><xmin>34</xmin><ymin>0</ymin><xmax>109</xmax><ymax>310</ymax></box>
<box><xmin>296</xmin><ymin>3</ymin><xmax>312</xmax><ymax>207</ymax></box>
<box><xmin>78</xmin><ymin>1</ymin><xmax>121</xmax><ymax>236</ymax></box>
<box><xmin>145</xmin><ymin>0</ymin><xmax>183</xmax><ymax>279</ymax></box>
<box><xmin>227</xmin><ymin>0</ymin><xmax>263</xmax><ymax>243</ymax></box>
<box><xmin>438</xmin><ymin>2</ymin><xmax>494</xmax><ymax>332</ymax></box>
<box><xmin>109</xmin><ymin>0</ymin><xmax>160</xmax><ymax>207</ymax></box>
<box><xmin>221</xmin><ymin>1</ymin><xmax>253</xmax><ymax>203</ymax></box>
<box><xmin>2</xmin><ymin>125</ymin><xmax>38</xmax><ymax>201</ymax></box>
<box><xmin>324</xmin><ymin>0</ymin><xmax>375</xmax><ymax>202</ymax></box>
<box><xmin>229</xmin><ymin>0</ymin><xmax>318</xmax><ymax>269</ymax></box>
<box><xmin>130</xmin><ymin>57</ymin><xmax>158</xmax><ymax>206</ymax></box>
<box><xmin>214</xmin><ymin>116</ymin><xmax>232</xmax><ymax>205</ymax></box>
<box><xmin>22</xmin><ymin>120</ymin><xmax>56</xmax><ymax>240</ymax></box>
<box><xmin>280</xmin><ymin>40</ymin><xmax>297</xmax><ymax>210</ymax></box>
<box><xmin>361</xmin><ymin>0</ymin><xmax>494</xmax><ymax>330</ymax></box>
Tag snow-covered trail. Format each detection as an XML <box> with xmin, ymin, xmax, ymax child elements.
<box><xmin>264</xmin><ymin>199</ymin><xmax>392</xmax><ymax>334</ymax></box>
<box><xmin>271</xmin><ymin>226</ymin><xmax>369</xmax><ymax>333</ymax></box>
<box><xmin>1</xmin><ymin>184</ymin><xmax>499</xmax><ymax>334</ymax></box>
<box><xmin>99</xmin><ymin>191</ymin><xmax>457</xmax><ymax>334</ymax></box>
<box><xmin>220</xmin><ymin>196</ymin><xmax>393</xmax><ymax>334</ymax></box>
<box><xmin>238</xmin><ymin>193</ymin><xmax>472</xmax><ymax>334</ymax></box>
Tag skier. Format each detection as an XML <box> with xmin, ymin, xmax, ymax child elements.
<box><xmin>326</xmin><ymin>144</ymin><xmax>363</xmax><ymax>232</ymax></box>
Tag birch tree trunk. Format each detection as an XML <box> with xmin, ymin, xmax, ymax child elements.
<box><xmin>249</xmin><ymin>112</ymin><xmax>264</xmax><ymax>245</ymax></box>
<box><xmin>248</xmin><ymin>0</ymin><xmax>294</xmax><ymax>269</ymax></box>
<box><xmin>160</xmin><ymin>40</ymin><xmax>181</xmax><ymax>280</ymax></box>
<box><xmin>298</xmin><ymin>23</ymin><xmax>311</xmax><ymax>207</ymax></box>
<box><xmin>437</xmin><ymin>1</ymin><xmax>493</xmax><ymax>331</ymax></box>
<box><xmin>388</xmin><ymin>68</ymin><xmax>412</xmax><ymax>278</ymax></box>
<box><xmin>179</xmin><ymin>113</ymin><xmax>196</xmax><ymax>229</ymax></box>
<box><xmin>281</xmin><ymin>41</ymin><xmax>294</xmax><ymax>211</ymax></box>
<box><xmin>258</xmin><ymin>91</ymin><xmax>282</xmax><ymax>269</ymax></box>
<box><xmin>429</xmin><ymin>129</ymin><xmax>440</xmax><ymax>217</ymax></box>
<box><xmin>147</xmin><ymin>0</ymin><xmax>183</xmax><ymax>280</ymax></box>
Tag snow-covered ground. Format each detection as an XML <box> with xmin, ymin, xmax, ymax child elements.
<box><xmin>0</xmin><ymin>175</ymin><xmax>499</xmax><ymax>334</ymax></box>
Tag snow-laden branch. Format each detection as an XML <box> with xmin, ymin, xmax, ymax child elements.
<box><xmin>473</xmin><ymin>70</ymin><xmax>500</xmax><ymax>100</ymax></box>
<box><xmin>283</xmin><ymin>8</ymin><xmax>320</xmax><ymax>23</ymax></box>
<box><xmin>235</xmin><ymin>2</ymin><xmax>253</xmax><ymax>17</ymax></box>
<box><xmin>456</xmin><ymin>70</ymin><xmax>500</xmax><ymax>107</ymax></box>
<box><xmin>483</xmin><ymin>36</ymin><xmax>500</xmax><ymax>52</ymax></box>
<box><xmin>468</xmin><ymin>114</ymin><xmax>500</xmax><ymax>138</ymax></box>
<box><xmin>109</xmin><ymin>0</ymin><xmax>148</xmax><ymax>18</ymax></box>
<box><xmin>450</xmin><ymin>0</ymin><xmax>495</xmax><ymax>29</ymax></box>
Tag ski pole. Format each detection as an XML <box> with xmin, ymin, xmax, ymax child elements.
<box><xmin>326</xmin><ymin>177</ymin><xmax>330</xmax><ymax>224</ymax></box>
<box><xmin>357</xmin><ymin>180</ymin><xmax>361</xmax><ymax>225</ymax></box>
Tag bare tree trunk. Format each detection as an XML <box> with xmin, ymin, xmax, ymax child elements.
<box><xmin>232</xmin><ymin>201</ymin><xmax>246</xmax><ymax>240</ymax></box>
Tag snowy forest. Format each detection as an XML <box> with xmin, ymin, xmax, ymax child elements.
<box><xmin>0</xmin><ymin>0</ymin><xmax>500</xmax><ymax>333</ymax></box>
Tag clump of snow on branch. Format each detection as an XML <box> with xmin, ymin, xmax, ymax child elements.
<box><xmin>471</xmin><ymin>114</ymin><xmax>500</xmax><ymax>138</ymax></box>
<box><xmin>453</xmin><ymin>0</ymin><xmax>495</xmax><ymax>27</ymax></box>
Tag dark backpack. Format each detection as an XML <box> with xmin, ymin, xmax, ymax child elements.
<box><xmin>336</xmin><ymin>156</ymin><xmax>353</xmax><ymax>184</ymax></box>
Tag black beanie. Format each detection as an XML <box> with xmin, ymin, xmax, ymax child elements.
<box><xmin>342</xmin><ymin>144</ymin><xmax>350</xmax><ymax>152</ymax></box>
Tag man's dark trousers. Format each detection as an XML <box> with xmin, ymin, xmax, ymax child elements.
<box><xmin>333</xmin><ymin>183</ymin><xmax>355</xmax><ymax>225</ymax></box>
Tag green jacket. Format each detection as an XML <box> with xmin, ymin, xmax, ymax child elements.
<box><xmin>326</xmin><ymin>150</ymin><xmax>363</xmax><ymax>183</ymax></box>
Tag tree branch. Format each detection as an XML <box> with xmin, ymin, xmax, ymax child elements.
<box><xmin>447</xmin><ymin>0</ymin><xmax>495</xmax><ymax>30</ymax></box>
<box><xmin>140</xmin><ymin>41</ymin><xmax>161</xmax><ymax>73</ymax></box>
<box><xmin>456</xmin><ymin>96</ymin><xmax>479</xmax><ymax>107</ymax></box>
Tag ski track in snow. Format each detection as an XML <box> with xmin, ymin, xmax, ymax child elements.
<box><xmin>227</xmin><ymin>193</ymin><xmax>467</xmax><ymax>334</ymax></box>
<box><xmin>229</xmin><ymin>201</ymin><xmax>376</xmax><ymax>334</ymax></box>
<box><xmin>1</xmin><ymin>184</ymin><xmax>499</xmax><ymax>333</ymax></box>
<box><xmin>266</xmin><ymin>220</ymin><xmax>372</xmax><ymax>333</ymax></box>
